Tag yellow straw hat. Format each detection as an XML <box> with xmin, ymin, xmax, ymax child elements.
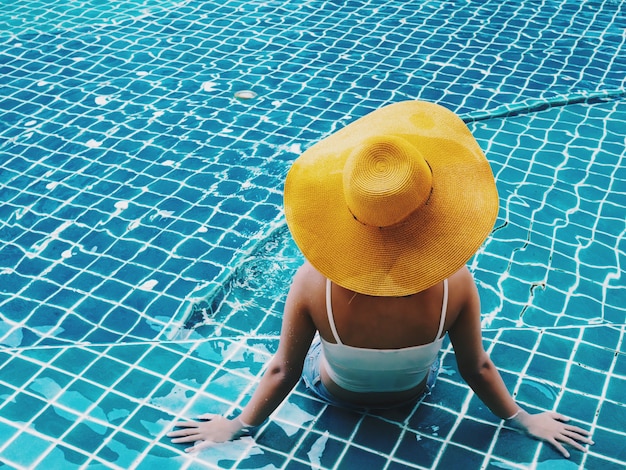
<box><xmin>284</xmin><ymin>100</ymin><xmax>499</xmax><ymax>296</ymax></box>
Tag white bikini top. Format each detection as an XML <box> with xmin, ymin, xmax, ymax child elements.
<box><xmin>320</xmin><ymin>278</ymin><xmax>448</xmax><ymax>393</ymax></box>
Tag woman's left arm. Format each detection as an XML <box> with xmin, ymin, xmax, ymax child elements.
<box><xmin>168</xmin><ymin>265</ymin><xmax>317</xmax><ymax>452</ymax></box>
<box><xmin>448</xmin><ymin>268</ymin><xmax>593</xmax><ymax>458</ymax></box>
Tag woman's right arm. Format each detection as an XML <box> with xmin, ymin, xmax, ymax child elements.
<box><xmin>236</xmin><ymin>266</ymin><xmax>318</xmax><ymax>427</ymax></box>
<box><xmin>168</xmin><ymin>264</ymin><xmax>317</xmax><ymax>451</ymax></box>
<box><xmin>447</xmin><ymin>267</ymin><xmax>593</xmax><ymax>458</ymax></box>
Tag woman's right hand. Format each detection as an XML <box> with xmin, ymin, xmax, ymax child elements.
<box><xmin>509</xmin><ymin>410</ymin><xmax>594</xmax><ymax>458</ymax></box>
<box><xmin>167</xmin><ymin>414</ymin><xmax>247</xmax><ymax>452</ymax></box>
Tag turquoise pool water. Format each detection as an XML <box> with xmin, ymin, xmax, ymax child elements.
<box><xmin>1</xmin><ymin>0</ymin><xmax>625</xmax><ymax>468</ymax></box>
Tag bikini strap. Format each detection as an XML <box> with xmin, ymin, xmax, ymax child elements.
<box><xmin>325</xmin><ymin>279</ymin><xmax>343</xmax><ymax>344</ymax></box>
<box><xmin>435</xmin><ymin>278</ymin><xmax>449</xmax><ymax>340</ymax></box>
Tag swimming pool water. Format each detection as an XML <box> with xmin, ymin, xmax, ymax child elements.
<box><xmin>1</xmin><ymin>0</ymin><xmax>625</xmax><ymax>468</ymax></box>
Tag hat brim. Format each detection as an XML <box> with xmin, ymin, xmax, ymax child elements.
<box><xmin>284</xmin><ymin>101</ymin><xmax>499</xmax><ymax>296</ymax></box>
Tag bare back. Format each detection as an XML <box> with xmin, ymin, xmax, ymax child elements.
<box><xmin>297</xmin><ymin>261</ymin><xmax>473</xmax><ymax>350</ymax></box>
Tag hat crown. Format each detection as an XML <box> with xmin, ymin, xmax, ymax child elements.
<box><xmin>343</xmin><ymin>136</ymin><xmax>433</xmax><ymax>227</ymax></box>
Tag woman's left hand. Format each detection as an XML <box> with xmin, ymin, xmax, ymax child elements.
<box><xmin>510</xmin><ymin>410</ymin><xmax>594</xmax><ymax>458</ymax></box>
<box><xmin>167</xmin><ymin>414</ymin><xmax>246</xmax><ymax>452</ymax></box>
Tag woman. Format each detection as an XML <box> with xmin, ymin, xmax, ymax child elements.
<box><xmin>168</xmin><ymin>101</ymin><xmax>593</xmax><ymax>458</ymax></box>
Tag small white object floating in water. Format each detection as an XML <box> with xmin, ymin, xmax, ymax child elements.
<box><xmin>284</xmin><ymin>143</ymin><xmax>301</xmax><ymax>154</ymax></box>
<box><xmin>201</xmin><ymin>81</ymin><xmax>218</xmax><ymax>92</ymax></box>
<box><xmin>152</xmin><ymin>210</ymin><xmax>174</xmax><ymax>219</ymax></box>
<box><xmin>114</xmin><ymin>200</ymin><xmax>129</xmax><ymax>211</ymax></box>
<box><xmin>95</xmin><ymin>95</ymin><xmax>111</xmax><ymax>105</ymax></box>
<box><xmin>138</xmin><ymin>279</ymin><xmax>158</xmax><ymax>291</ymax></box>
<box><xmin>234</xmin><ymin>90</ymin><xmax>257</xmax><ymax>100</ymax></box>
<box><xmin>128</xmin><ymin>219</ymin><xmax>141</xmax><ymax>231</ymax></box>
<box><xmin>86</xmin><ymin>139</ymin><xmax>102</xmax><ymax>148</ymax></box>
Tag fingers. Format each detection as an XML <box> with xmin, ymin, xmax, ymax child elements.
<box><xmin>561</xmin><ymin>429</ymin><xmax>594</xmax><ymax>447</ymax></box>
<box><xmin>167</xmin><ymin>416</ymin><xmax>216</xmax><ymax>437</ymax></box>
<box><xmin>548</xmin><ymin>411</ymin><xmax>570</xmax><ymax>422</ymax></box>
<box><xmin>170</xmin><ymin>414</ymin><xmax>218</xmax><ymax>429</ymax></box>
<box><xmin>167</xmin><ymin>424</ymin><xmax>203</xmax><ymax>438</ymax></box>
<box><xmin>557</xmin><ymin>434</ymin><xmax>588</xmax><ymax>453</ymax></box>
<box><xmin>171</xmin><ymin>434</ymin><xmax>201</xmax><ymax>444</ymax></box>
<box><xmin>167</xmin><ymin>429</ymin><xmax>197</xmax><ymax>438</ymax></box>
<box><xmin>547</xmin><ymin>425</ymin><xmax>595</xmax><ymax>458</ymax></box>
<box><xmin>186</xmin><ymin>440</ymin><xmax>216</xmax><ymax>453</ymax></box>
<box><xmin>170</xmin><ymin>420</ymin><xmax>202</xmax><ymax>429</ymax></box>
<box><xmin>168</xmin><ymin>415</ymin><xmax>235</xmax><ymax>450</ymax></box>
<box><xmin>522</xmin><ymin>412</ymin><xmax>594</xmax><ymax>459</ymax></box>
<box><xmin>564</xmin><ymin>424</ymin><xmax>592</xmax><ymax>437</ymax></box>
<box><xmin>548</xmin><ymin>438</ymin><xmax>570</xmax><ymax>459</ymax></box>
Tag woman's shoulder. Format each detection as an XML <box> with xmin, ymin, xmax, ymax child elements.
<box><xmin>449</xmin><ymin>265</ymin><xmax>476</xmax><ymax>290</ymax></box>
<box><xmin>446</xmin><ymin>265</ymin><xmax>481</xmax><ymax>318</ymax></box>
<box><xmin>287</xmin><ymin>262</ymin><xmax>327</xmax><ymax>318</ymax></box>
<box><xmin>290</xmin><ymin>261</ymin><xmax>326</xmax><ymax>297</ymax></box>
<box><xmin>294</xmin><ymin>261</ymin><xmax>324</xmax><ymax>282</ymax></box>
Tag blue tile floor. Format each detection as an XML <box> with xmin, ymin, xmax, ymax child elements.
<box><xmin>1</xmin><ymin>0</ymin><xmax>625</xmax><ymax>468</ymax></box>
